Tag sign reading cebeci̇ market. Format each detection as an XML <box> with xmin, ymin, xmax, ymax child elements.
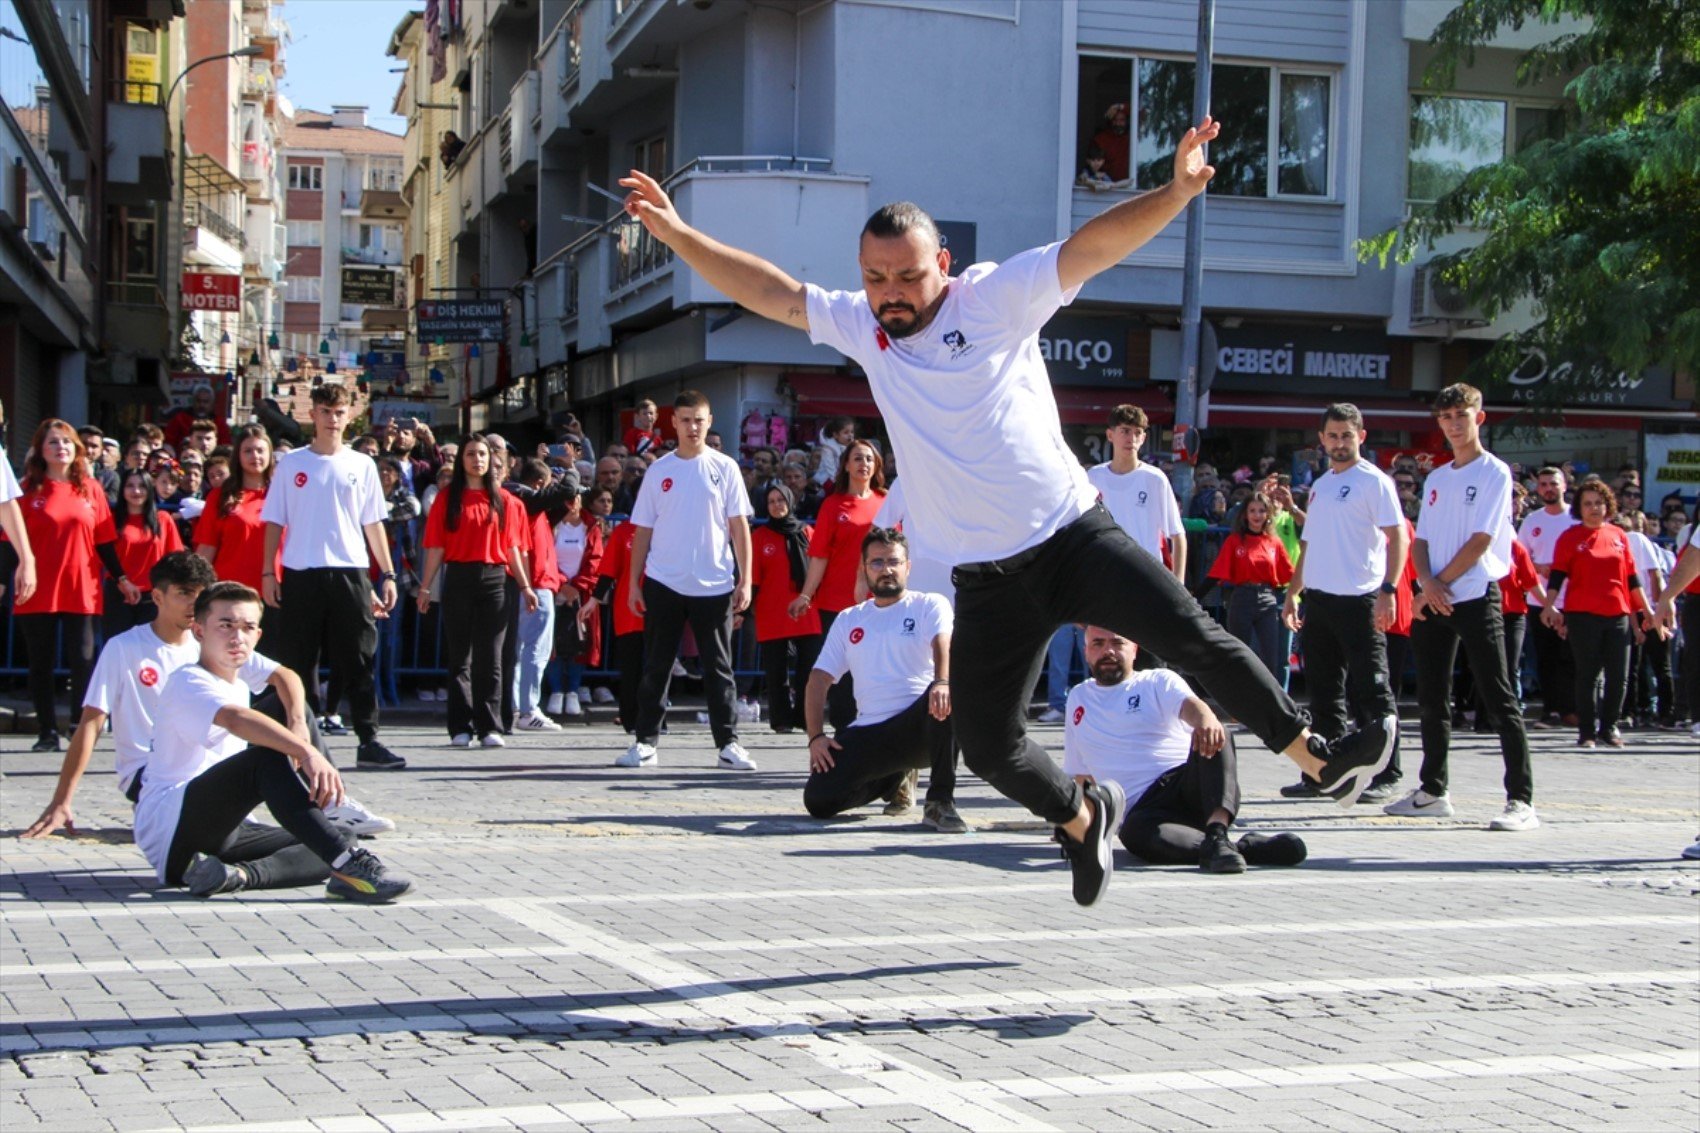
<box><xmin>1207</xmin><ymin>325</ymin><xmax>1398</xmax><ymax>394</ymax></box>
<box><xmin>416</xmin><ymin>299</ymin><xmax>506</xmax><ymax>342</ymax></box>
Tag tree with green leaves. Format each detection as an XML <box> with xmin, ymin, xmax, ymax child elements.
<box><xmin>1362</xmin><ymin>0</ymin><xmax>1698</xmax><ymax>406</ymax></box>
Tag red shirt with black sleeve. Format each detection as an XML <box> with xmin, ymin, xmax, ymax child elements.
<box><xmin>192</xmin><ymin>486</ymin><xmax>279</xmax><ymax>589</ymax></box>
<box><xmin>807</xmin><ymin>490</ymin><xmax>887</xmax><ymax>613</ymax></box>
<box><xmin>1207</xmin><ymin>532</ymin><xmax>1294</xmax><ymax>588</ymax></box>
<box><xmin>423</xmin><ymin>487</ymin><xmax>526</xmax><ymax>565</ymax></box>
<box><xmin>1500</xmin><ymin>538</ymin><xmax>1541</xmax><ymax>615</ymax></box>
<box><xmin>11</xmin><ymin>478</ymin><xmax>117</xmax><ymax>615</ymax></box>
<box><xmin>1551</xmin><ymin>523</ymin><xmax>1636</xmax><ymax>616</ymax></box>
<box><xmin>598</xmin><ymin>521</ymin><xmax>645</xmax><ymax>637</ymax></box>
<box><xmin>1386</xmin><ymin>517</ymin><xmax>1418</xmax><ymax>637</ymax></box>
<box><xmin>114</xmin><ymin>513</ymin><xmax>184</xmax><ymax>590</ymax></box>
<box><xmin>750</xmin><ymin>525</ymin><xmax>824</xmax><ymax>642</ymax></box>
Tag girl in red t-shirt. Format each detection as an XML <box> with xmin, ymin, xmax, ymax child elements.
<box><xmin>194</xmin><ymin>425</ymin><xmax>276</xmax><ymax>592</ymax></box>
<box><xmin>1199</xmin><ymin>493</ymin><xmax>1294</xmax><ymax>682</ymax></box>
<box><xmin>595</xmin><ymin>519</ymin><xmax>646</xmax><ymax>731</ymax></box>
<box><xmin>418</xmin><ymin>436</ymin><xmax>539</xmax><ymax>746</ymax></box>
<box><xmin>107</xmin><ymin>468</ymin><xmax>184</xmax><ymax>636</ymax></box>
<box><xmin>749</xmin><ymin>484</ymin><xmax>825</xmax><ymax>733</ymax></box>
<box><xmin>1541</xmin><ymin>482</ymin><xmax>1664</xmax><ymax>747</ymax></box>
<box><xmin>10</xmin><ymin>419</ymin><xmax>127</xmax><ymax>751</ymax></box>
<box><xmin>789</xmin><ymin>439</ymin><xmax>887</xmax><ymax>731</ymax></box>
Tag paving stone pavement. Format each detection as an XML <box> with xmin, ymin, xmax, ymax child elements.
<box><xmin>2</xmin><ymin>715</ymin><xmax>1696</xmax><ymax>1132</ymax></box>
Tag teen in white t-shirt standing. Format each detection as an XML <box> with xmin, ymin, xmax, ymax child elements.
<box><xmin>1279</xmin><ymin>404</ymin><xmax>1408</xmax><ymax>800</ymax></box>
<box><xmin>1389</xmin><ymin>383</ymin><xmax>1536</xmax><ymax>831</ymax></box>
<box><xmin>617</xmin><ymin>118</ymin><xmax>1395</xmax><ymax>907</ymax></box>
<box><xmin>1086</xmin><ymin>404</ymin><xmax>1186</xmax><ymax>578</ymax></box>
<box><xmin>619</xmin><ymin>390</ymin><xmax>756</xmax><ymax>770</ymax></box>
<box><xmin>260</xmin><ymin>383</ymin><xmax>404</xmax><ymax>771</ymax></box>
<box><xmin>1516</xmin><ymin>466</ymin><xmax>1580</xmax><ymax>725</ymax></box>
<box><xmin>0</xmin><ymin>424</ymin><xmax>38</xmax><ymax>606</ymax></box>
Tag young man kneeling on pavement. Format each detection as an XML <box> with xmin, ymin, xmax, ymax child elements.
<box><xmin>132</xmin><ymin>581</ymin><xmax>412</xmax><ymax>901</ymax></box>
<box><xmin>1063</xmin><ymin>626</ymin><xmax>1307</xmax><ymax>873</ymax></box>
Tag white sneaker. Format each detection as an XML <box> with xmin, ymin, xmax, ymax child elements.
<box><xmin>435</xmin><ymin>689</ymin><xmax>449</xmax><ymax>702</ymax></box>
<box><xmin>1682</xmin><ymin>839</ymin><xmax>1700</xmax><ymax>861</ymax></box>
<box><xmin>1488</xmin><ymin>800</ymin><xmax>1539</xmax><ymax>832</ymax></box>
<box><xmin>717</xmin><ymin>742</ymin><xmax>757</xmax><ymax>770</ymax></box>
<box><xmin>1382</xmin><ymin>789</ymin><xmax>1455</xmax><ymax>817</ymax></box>
<box><xmin>546</xmin><ymin>692</ymin><xmax>565</xmax><ymax>715</ymax></box>
<box><xmin>323</xmin><ymin>796</ymin><xmax>397</xmax><ymax>836</ymax></box>
<box><xmin>671</xmin><ymin>659</ymin><xmax>688</xmax><ymax>678</ymax></box>
<box><xmin>562</xmin><ymin>691</ymin><xmax>583</xmax><ymax>717</ymax></box>
<box><xmin>617</xmin><ymin>741</ymin><xmax>658</xmax><ymax>768</ymax></box>
<box><xmin>418</xmin><ymin>689</ymin><xmax>436</xmax><ymax>703</ymax></box>
<box><xmin>591</xmin><ymin>687</ymin><xmax>615</xmax><ymax>705</ymax></box>
<box><xmin>450</xmin><ymin>733</ymin><xmax>473</xmax><ymax>748</ymax></box>
<box><xmin>481</xmin><ymin>733</ymin><xmax>506</xmax><ymax>748</ymax></box>
<box><xmin>517</xmin><ymin>711</ymin><xmax>563</xmax><ymax>732</ymax></box>
<box><xmin>1037</xmin><ymin>707</ymin><xmax>1066</xmax><ymax>724</ymax></box>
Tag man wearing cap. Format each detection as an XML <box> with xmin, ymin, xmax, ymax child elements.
<box><xmin>78</xmin><ymin>425</ymin><xmax>120</xmax><ymax>502</ymax></box>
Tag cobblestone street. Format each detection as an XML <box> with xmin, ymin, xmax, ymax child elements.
<box><xmin>3</xmin><ymin>719</ymin><xmax>1697</xmax><ymax>1131</ymax></box>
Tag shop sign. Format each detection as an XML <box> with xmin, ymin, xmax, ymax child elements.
<box><xmin>370</xmin><ymin>400</ymin><xmax>436</xmax><ymax>426</ymax></box>
<box><xmin>936</xmin><ymin>221</ymin><xmax>976</xmax><ymax>275</ymax></box>
<box><xmin>1644</xmin><ymin>432</ymin><xmax>1700</xmax><ymax>511</ymax></box>
<box><xmin>342</xmin><ymin>267</ymin><xmax>398</xmax><ymax>306</ymax></box>
<box><xmin>1207</xmin><ymin>325</ymin><xmax>1395</xmax><ymax>394</ymax></box>
<box><xmin>1039</xmin><ymin>314</ymin><xmax>1132</xmax><ymax>387</ymax></box>
<box><xmin>365</xmin><ymin>349</ymin><xmax>407</xmax><ymax>383</ymax></box>
<box><xmin>180</xmin><ymin>271</ymin><xmax>240</xmax><ymax>311</ymax></box>
<box><xmin>416</xmin><ymin>299</ymin><xmax>505</xmax><ymax>342</ymax></box>
<box><xmin>1503</xmin><ymin>348</ymin><xmax>1676</xmax><ymax>408</ymax></box>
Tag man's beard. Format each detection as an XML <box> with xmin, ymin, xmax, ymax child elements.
<box><xmin>1327</xmin><ymin>445</ymin><xmax>1356</xmax><ymax>464</ymax></box>
<box><xmin>1092</xmin><ymin>657</ymin><xmax>1127</xmax><ymax>686</ymax></box>
<box><xmin>876</xmin><ymin>305</ymin><xmax>923</xmax><ymax>339</ymax></box>
<box><xmin>870</xmin><ymin>577</ymin><xmax>905</xmax><ymax>598</ymax></box>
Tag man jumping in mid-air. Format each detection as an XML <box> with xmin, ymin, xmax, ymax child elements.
<box><xmin>619</xmin><ymin>116</ymin><xmax>1393</xmax><ymax>907</ymax></box>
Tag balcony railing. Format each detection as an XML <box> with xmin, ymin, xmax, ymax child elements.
<box><xmin>611</xmin><ymin>218</ymin><xmax>671</xmax><ymax>291</ymax></box>
<box><xmin>185</xmin><ymin>200</ymin><xmax>247</xmax><ymax>249</ymax></box>
<box><xmin>560</xmin><ymin>0</ymin><xmax>585</xmax><ymax>91</ymax></box>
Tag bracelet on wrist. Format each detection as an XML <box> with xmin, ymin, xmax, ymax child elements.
<box><xmin>808</xmin><ymin>732</ymin><xmax>827</xmax><ymax>744</ymax></box>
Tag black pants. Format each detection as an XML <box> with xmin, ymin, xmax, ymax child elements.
<box><xmin>1386</xmin><ymin>631</ymin><xmax>1410</xmax><ymax>703</ymax></box>
<box><xmin>804</xmin><ymin>692</ymin><xmax>957</xmax><ymax>817</ymax></box>
<box><xmin>1529</xmin><ymin>609</ymin><xmax>1574</xmax><ymax>716</ymax></box>
<box><xmin>1302</xmin><ymin>590</ymin><xmax>1395</xmax><ymax>742</ymax></box>
<box><xmin>163</xmin><ymin>747</ymin><xmax>353</xmax><ymax>889</ymax></box>
<box><xmin>500</xmin><ymin>574</ymin><xmax>521</xmax><ymax>732</ymax></box>
<box><xmin>951</xmin><ymin>505</ymin><xmax>1306</xmax><ymax>827</ymax></box>
<box><xmin>760</xmin><ymin>634</ymin><xmax>822</xmax><ymax>732</ymax></box>
<box><xmin>636</xmin><ymin>579</ymin><xmax>737</xmax><ymax>747</ymax></box>
<box><xmin>101</xmin><ymin>581</ymin><xmax>156</xmax><ymax>640</ymax></box>
<box><xmin>1226</xmin><ymin>584</ymin><xmax>1287</xmax><ymax>685</ymax></box>
<box><xmin>1473</xmin><ymin>611</ymin><xmax>1529</xmax><ymax>730</ymax></box>
<box><xmin>1629</xmin><ymin>632</ymin><xmax>1674</xmax><ymax>723</ymax></box>
<box><xmin>1411</xmin><ymin>585</ymin><xmax>1533</xmax><ymax>804</ymax></box>
<box><xmin>1567</xmin><ymin>612</ymin><xmax>1631</xmax><ymax>739</ymax></box>
<box><xmin>272</xmin><ymin>568</ymin><xmax>379</xmax><ymax>743</ymax></box>
<box><xmin>1682</xmin><ymin>596</ymin><xmax>1700</xmax><ymax>723</ymax></box>
<box><xmin>815</xmin><ymin>609</ymin><xmax>856</xmax><ymax>733</ymax></box>
<box><xmin>18</xmin><ymin>613</ymin><xmax>96</xmax><ymax>738</ymax></box>
<box><xmin>611</xmin><ymin>631</ymin><xmax>644</xmax><ymax>732</ymax></box>
<box><xmin>442</xmin><ymin>563</ymin><xmax>510</xmax><ymax>738</ymax></box>
<box><xmin>1120</xmin><ymin>733</ymin><xmax>1242</xmax><ymax>862</ymax></box>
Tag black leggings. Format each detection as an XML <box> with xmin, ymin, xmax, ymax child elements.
<box><xmin>803</xmin><ymin>692</ymin><xmax>957</xmax><ymax>817</ymax></box>
<box><xmin>163</xmin><ymin>747</ymin><xmax>352</xmax><ymax>889</ymax></box>
<box><xmin>815</xmin><ymin>610</ymin><xmax>857</xmax><ymax>733</ymax></box>
<box><xmin>611</xmin><ymin>631</ymin><xmax>644</xmax><ymax>732</ymax></box>
<box><xmin>1567</xmin><ymin>611</ymin><xmax>1631</xmax><ymax>739</ymax></box>
<box><xmin>18</xmin><ymin>613</ymin><xmax>97</xmax><ymax>737</ymax></box>
<box><xmin>1120</xmin><ymin>733</ymin><xmax>1242</xmax><ymax>862</ymax></box>
<box><xmin>441</xmin><ymin>563</ymin><xmax>510</xmax><ymax>738</ymax></box>
<box><xmin>760</xmin><ymin>634</ymin><xmax>823</xmax><ymax>732</ymax></box>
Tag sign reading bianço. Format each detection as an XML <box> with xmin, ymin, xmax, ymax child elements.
<box><xmin>416</xmin><ymin>299</ymin><xmax>506</xmax><ymax>343</ymax></box>
<box><xmin>181</xmin><ymin>271</ymin><xmax>240</xmax><ymax>312</ymax></box>
<box><xmin>1038</xmin><ymin>313</ymin><xmax>1132</xmax><ymax>387</ymax></box>
<box><xmin>342</xmin><ymin>266</ymin><xmax>398</xmax><ymax>306</ymax></box>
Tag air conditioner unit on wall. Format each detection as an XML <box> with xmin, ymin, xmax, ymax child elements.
<box><xmin>1411</xmin><ymin>262</ymin><xmax>1489</xmax><ymax>326</ymax></box>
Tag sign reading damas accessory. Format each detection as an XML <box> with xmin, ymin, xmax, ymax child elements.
<box><xmin>1206</xmin><ymin>325</ymin><xmax>1401</xmax><ymax>395</ymax></box>
<box><xmin>416</xmin><ymin>299</ymin><xmax>506</xmax><ymax>342</ymax></box>
<box><xmin>1039</xmin><ymin>314</ymin><xmax>1133</xmax><ymax>387</ymax></box>
<box><xmin>342</xmin><ymin>267</ymin><xmax>398</xmax><ymax>306</ymax></box>
<box><xmin>181</xmin><ymin>272</ymin><xmax>240</xmax><ymax>311</ymax></box>
<box><xmin>1503</xmin><ymin>347</ymin><xmax>1677</xmax><ymax>409</ymax></box>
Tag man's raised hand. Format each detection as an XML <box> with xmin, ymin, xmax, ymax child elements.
<box><xmin>618</xmin><ymin>170</ymin><xmax>682</xmax><ymax>244</ymax></box>
<box><xmin>1173</xmin><ymin>116</ymin><xmax>1219</xmax><ymax>198</ymax></box>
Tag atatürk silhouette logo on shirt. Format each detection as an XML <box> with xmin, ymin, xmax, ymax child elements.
<box><xmin>1464</xmin><ymin>486</ymin><xmax>1479</xmax><ymax>505</ymax></box>
<box><xmin>1126</xmin><ymin>693</ymin><xmax>1142</xmax><ymax>712</ymax></box>
<box><xmin>942</xmin><ymin>329</ymin><xmax>972</xmax><ymax>359</ymax></box>
<box><xmin>901</xmin><ymin>617</ymin><xmax>916</xmax><ymax>635</ymax></box>
<box><xmin>1338</xmin><ymin>484</ymin><xmax>1352</xmax><ymax>500</ymax></box>
<box><xmin>1137</xmin><ymin>490</ymin><xmax>1149</xmax><ymax>506</ymax></box>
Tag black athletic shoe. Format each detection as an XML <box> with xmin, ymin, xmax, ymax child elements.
<box><xmin>1199</xmin><ymin>827</ymin><xmax>1246</xmax><ymax>874</ymax></box>
<box><xmin>326</xmin><ymin>849</ymin><xmax>413</xmax><ymax>903</ymax></box>
<box><xmin>1311</xmin><ymin>715</ymin><xmax>1397</xmax><ymax>807</ymax></box>
<box><xmin>1237</xmin><ymin>832</ymin><xmax>1308</xmax><ymax>867</ymax></box>
<box><xmin>1053</xmin><ymin>779</ymin><xmax>1124</xmax><ymax>908</ymax></box>
<box><xmin>30</xmin><ymin>731</ymin><xmax>61</xmax><ymax>753</ymax></box>
<box><xmin>1358</xmin><ymin>776</ymin><xmax>1402</xmax><ymax>804</ymax></box>
<box><xmin>1279</xmin><ymin>778</ymin><xmax>1322</xmax><ymax>798</ymax></box>
<box><xmin>355</xmin><ymin>740</ymin><xmax>407</xmax><ymax>771</ymax></box>
<box><xmin>183</xmin><ymin>855</ymin><xmax>248</xmax><ymax>897</ymax></box>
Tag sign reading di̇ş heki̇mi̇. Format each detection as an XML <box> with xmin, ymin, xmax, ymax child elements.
<box><xmin>181</xmin><ymin>272</ymin><xmax>240</xmax><ymax>311</ymax></box>
<box><xmin>416</xmin><ymin>299</ymin><xmax>505</xmax><ymax>342</ymax></box>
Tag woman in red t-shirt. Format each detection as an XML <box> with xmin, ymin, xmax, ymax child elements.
<box><xmin>418</xmin><ymin>435</ymin><xmax>540</xmax><ymax>746</ymax></box>
<box><xmin>595</xmin><ymin>519</ymin><xmax>646</xmax><ymax>731</ymax></box>
<box><xmin>107</xmin><ymin>468</ymin><xmax>184</xmax><ymax>636</ymax></box>
<box><xmin>750</xmin><ymin>484</ymin><xmax>824</xmax><ymax>733</ymax></box>
<box><xmin>1541</xmin><ymin>482</ymin><xmax>1664</xmax><ymax>747</ymax></box>
<box><xmin>10</xmin><ymin>419</ymin><xmax>127</xmax><ymax>751</ymax></box>
<box><xmin>194</xmin><ymin>425</ymin><xmax>277</xmax><ymax>590</ymax></box>
<box><xmin>789</xmin><ymin>439</ymin><xmax>887</xmax><ymax>730</ymax></box>
<box><xmin>1199</xmin><ymin>493</ymin><xmax>1294</xmax><ymax>682</ymax></box>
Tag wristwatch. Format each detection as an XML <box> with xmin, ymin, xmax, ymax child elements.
<box><xmin>380</xmin><ymin>571</ymin><xmax>397</xmax><ymax>582</ymax></box>
<box><xmin>1378</xmin><ymin>581</ymin><xmax>1397</xmax><ymax>595</ymax></box>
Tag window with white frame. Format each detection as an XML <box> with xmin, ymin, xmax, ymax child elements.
<box><xmin>283</xmin><ymin>275</ymin><xmax>322</xmax><ymax>302</ymax></box>
<box><xmin>287</xmin><ymin>163</ymin><xmax>323</xmax><ymax>191</ymax></box>
<box><xmin>1076</xmin><ymin>55</ymin><xmax>1334</xmax><ymax>199</ymax></box>
<box><xmin>1407</xmin><ymin>95</ymin><xmax>1566</xmax><ymax>203</ymax></box>
<box><xmin>285</xmin><ymin>219</ymin><xmax>322</xmax><ymax>247</ymax></box>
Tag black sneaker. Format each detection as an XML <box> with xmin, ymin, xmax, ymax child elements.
<box><xmin>1053</xmin><ymin>779</ymin><xmax>1124</xmax><ymax>908</ymax></box>
<box><xmin>1237</xmin><ymin>832</ymin><xmax>1308</xmax><ymax>867</ymax></box>
<box><xmin>1279</xmin><ymin>778</ymin><xmax>1322</xmax><ymax>798</ymax></box>
<box><xmin>319</xmin><ymin>716</ymin><xmax>352</xmax><ymax>737</ymax></box>
<box><xmin>1358</xmin><ymin>776</ymin><xmax>1402</xmax><ymax>804</ymax></box>
<box><xmin>355</xmin><ymin>740</ymin><xmax>407</xmax><ymax>771</ymax></box>
<box><xmin>1311</xmin><ymin>715</ymin><xmax>1397</xmax><ymax>807</ymax></box>
<box><xmin>30</xmin><ymin>731</ymin><xmax>61</xmax><ymax>753</ymax></box>
<box><xmin>326</xmin><ymin>849</ymin><xmax>413</xmax><ymax>903</ymax></box>
<box><xmin>183</xmin><ymin>854</ymin><xmax>248</xmax><ymax>897</ymax></box>
<box><xmin>1199</xmin><ymin>827</ymin><xmax>1246</xmax><ymax>874</ymax></box>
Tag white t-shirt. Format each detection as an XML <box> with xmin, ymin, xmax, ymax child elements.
<box><xmin>873</xmin><ymin>479</ymin><xmax>954</xmax><ymax>604</ymax></box>
<box><xmin>813</xmin><ymin>590</ymin><xmax>952</xmax><ymax>728</ymax></box>
<box><xmin>806</xmin><ymin>242</ymin><xmax>1098</xmax><ymax>566</ymax></box>
<box><xmin>0</xmin><ymin>445</ymin><xmax>19</xmax><ymax>503</ymax></box>
<box><xmin>1516</xmin><ymin>506</ymin><xmax>1580</xmax><ymax>607</ymax></box>
<box><xmin>1086</xmin><ymin>462</ymin><xmax>1183</xmax><ymax>561</ymax></box>
<box><xmin>132</xmin><ymin>653</ymin><xmax>280</xmax><ymax>883</ymax></box>
<box><xmin>1415</xmin><ymin>453</ymin><xmax>1514</xmax><ymax>603</ymax></box>
<box><xmin>83</xmin><ymin>625</ymin><xmax>198</xmax><ymax>797</ymax></box>
<box><xmin>261</xmin><ymin>446</ymin><xmax>386</xmax><ymax>570</ymax></box>
<box><xmin>1062</xmin><ymin>668</ymin><xmax>1195</xmax><ymax>805</ymax></box>
<box><xmin>630</xmin><ymin>448</ymin><xmax>752</xmax><ymax>596</ymax></box>
<box><xmin>554</xmin><ymin>518</ymin><xmax>589</xmax><ymax>578</ymax></box>
<box><xmin>1625</xmin><ymin>530</ymin><xmax>1668</xmax><ymax>596</ymax></box>
<box><xmin>1298</xmin><ymin>459</ymin><xmax>1404</xmax><ymax>596</ymax></box>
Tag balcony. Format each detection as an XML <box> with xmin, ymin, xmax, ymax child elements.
<box><xmin>185</xmin><ymin>201</ymin><xmax>247</xmax><ymax>250</ymax></box>
<box><xmin>359</xmin><ymin>187</ymin><xmax>407</xmax><ymax>221</ymax></box>
<box><xmin>498</xmin><ymin>70</ymin><xmax>541</xmax><ymax>180</ymax></box>
<box><xmin>342</xmin><ymin>245</ymin><xmax>403</xmax><ymax>267</ymax></box>
<box><xmin>105</xmin><ymin>101</ymin><xmax>170</xmax><ymax>205</ymax></box>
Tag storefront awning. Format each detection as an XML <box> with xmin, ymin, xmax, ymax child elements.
<box><xmin>788</xmin><ymin>372</ymin><xmax>1171</xmax><ymax>426</ymax></box>
<box><xmin>1204</xmin><ymin>396</ymin><xmax>1435</xmax><ymax>432</ymax></box>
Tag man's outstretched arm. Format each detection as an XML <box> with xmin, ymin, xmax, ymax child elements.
<box><xmin>618</xmin><ymin>170</ymin><xmax>810</xmax><ymax>331</ymax></box>
<box><xmin>1056</xmin><ymin>117</ymin><xmax>1219</xmax><ymax>293</ymax></box>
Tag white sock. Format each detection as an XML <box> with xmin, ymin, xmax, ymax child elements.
<box><xmin>331</xmin><ymin>848</ymin><xmax>354</xmax><ymax>869</ymax></box>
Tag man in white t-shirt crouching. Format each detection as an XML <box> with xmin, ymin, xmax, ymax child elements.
<box><xmin>1065</xmin><ymin>626</ymin><xmax>1306</xmax><ymax>873</ymax></box>
<box><xmin>805</xmin><ymin>528</ymin><xmax>964</xmax><ymax>833</ymax></box>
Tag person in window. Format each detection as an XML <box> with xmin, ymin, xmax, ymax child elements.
<box><xmin>1090</xmin><ymin>102</ymin><xmax>1131</xmax><ymax>182</ymax></box>
<box><xmin>1077</xmin><ymin>143</ymin><xmax>1129</xmax><ymax>191</ymax></box>
<box><xmin>439</xmin><ymin>130</ymin><xmax>465</xmax><ymax>166</ymax></box>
